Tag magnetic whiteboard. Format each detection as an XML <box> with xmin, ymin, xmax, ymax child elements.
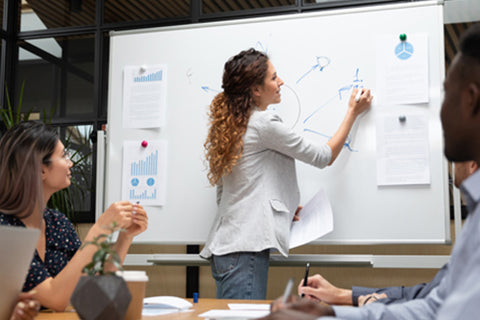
<box><xmin>106</xmin><ymin>1</ymin><xmax>450</xmax><ymax>244</ymax></box>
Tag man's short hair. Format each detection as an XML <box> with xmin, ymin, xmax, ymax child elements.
<box><xmin>460</xmin><ymin>23</ymin><xmax>480</xmax><ymax>63</ymax></box>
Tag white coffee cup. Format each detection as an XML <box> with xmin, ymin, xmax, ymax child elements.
<box><xmin>117</xmin><ymin>270</ymin><xmax>149</xmax><ymax>320</ymax></box>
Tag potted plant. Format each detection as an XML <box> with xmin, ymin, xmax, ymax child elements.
<box><xmin>70</xmin><ymin>222</ymin><xmax>131</xmax><ymax>320</ymax></box>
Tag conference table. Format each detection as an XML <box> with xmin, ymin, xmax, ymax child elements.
<box><xmin>37</xmin><ymin>299</ymin><xmax>272</xmax><ymax>319</ymax></box>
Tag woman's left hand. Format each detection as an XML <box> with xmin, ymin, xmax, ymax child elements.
<box><xmin>293</xmin><ymin>206</ymin><xmax>303</xmax><ymax>222</ymax></box>
<box><xmin>123</xmin><ymin>204</ymin><xmax>148</xmax><ymax>238</ymax></box>
<box><xmin>10</xmin><ymin>292</ymin><xmax>40</xmax><ymax>320</ymax></box>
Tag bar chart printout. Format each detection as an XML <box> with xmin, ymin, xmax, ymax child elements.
<box><xmin>122</xmin><ymin>140</ymin><xmax>167</xmax><ymax>206</ymax></box>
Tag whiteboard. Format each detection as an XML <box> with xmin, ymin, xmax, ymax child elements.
<box><xmin>105</xmin><ymin>1</ymin><xmax>450</xmax><ymax>244</ymax></box>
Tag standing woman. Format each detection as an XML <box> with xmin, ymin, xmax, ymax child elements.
<box><xmin>200</xmin><ymin>48</ymin><xmax>372</xmax><ymax>299</ymax></box>
<box><xmin>0</xmin><ymin>121</ymin><xmax>148</xmax><ymax>311</ymax></box>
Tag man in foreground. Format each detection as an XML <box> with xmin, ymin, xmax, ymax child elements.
<box><xmin>259</xmin><ymin>23</ymin><xmax>480</xmax><ymax>320</ymax></box>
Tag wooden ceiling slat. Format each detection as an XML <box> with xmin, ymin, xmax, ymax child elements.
<box><xmin>150</xmin><ymin>0</ymin><xmax>189</xmax><ymax>18</ymax></box>
<box><xmin>104</xmin><ymin>1</ymin><xmax>133</xmax><ymax>23</ymax></box>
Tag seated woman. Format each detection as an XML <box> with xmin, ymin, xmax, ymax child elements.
<box><xmin>0</xmin><ymin>121</ymin><xmax>148</xmax><ymax>311</ymax></box>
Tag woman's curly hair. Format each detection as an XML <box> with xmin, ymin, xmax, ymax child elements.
<box><xmin>205</xmin><ymin>49</ymin><xmax>269</xmax><ymax>186</ymax></box>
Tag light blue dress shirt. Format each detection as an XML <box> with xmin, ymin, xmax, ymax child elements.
<box><xmin>331</xmin><ymin>169</ymin><xmax>480</xmax><ymax>319</ymax></box>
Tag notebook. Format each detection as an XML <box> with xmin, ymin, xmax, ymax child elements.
<box><xmin>0</xmin><ymin>226</ymin><xmax>40</xmax><ymax>320</ymax></box>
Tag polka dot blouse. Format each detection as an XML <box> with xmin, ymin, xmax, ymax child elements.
<box><xmin>0</xmin><ymin>208</ymin><xmax>81</xmax><ymax>292</ymax></box>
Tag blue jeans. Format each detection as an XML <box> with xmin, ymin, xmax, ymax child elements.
<box><xmin>210</xmin><ymin>250</ymin><xmax>270</xmax><ymax>299</ymax></box>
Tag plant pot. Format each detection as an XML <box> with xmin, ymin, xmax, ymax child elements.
<box><xmin>71</xmin><ymin>275</ymin><xmax>132</xmax><ymax>320</ymax></box>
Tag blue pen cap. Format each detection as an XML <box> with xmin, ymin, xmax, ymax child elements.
<box><xmin>193</xmin><ymin>292</ymin><xmax>199</xmax><ymax>303</ymax></box>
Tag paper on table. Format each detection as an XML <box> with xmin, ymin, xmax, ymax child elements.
<box><xmin>199</xmin><ymin>309</ymin><xmax>269</xmax><ymax>319</ymax></box>
<box><xmin>228</xmin><ymin>304</ymin><xmax>270</xmax><ymax>311</ymax></box>
<box><xmin>142</xmin><ymin>306</ymin><xmax>193</xmax><ymax>316</ymax></box>
<box><xmin>289</xmin><ymin>188</ymin><xmax>333</xmax><ymax>249</ymax></box>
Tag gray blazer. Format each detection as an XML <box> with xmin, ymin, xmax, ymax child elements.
<box><xmin>200</xmin><ymin>109</ymin><xmax>332</xmax><ymax>258</ymax></box>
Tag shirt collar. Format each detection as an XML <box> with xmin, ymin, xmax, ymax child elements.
<box><xmin>460</xmin><ymin>169</ymin><xmax>480</xmax><ymax>213</ymax></box>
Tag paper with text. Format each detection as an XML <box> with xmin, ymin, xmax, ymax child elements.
<box><xmin>123</xmin><ymin>65</ymin><xmax>167</xmax><ymax>128</ymax></box>
<box><xmin>199</xmin><ymin>309</ymin><xmax>269</xmax><ymax>319</ymax></box>
<box><xmin>122</xmin><ymin>140</ymin><xmax>167</xmax><ymax>206</ymax></box>
<box><xmin>289</xmin><ymin>188</ymin><xmax>333</xmax><ymax>249</ymax></box>
<box><xmin>376</xmin><ymin>33</ymin><xmax>429</xmax><ymax>105</ymax></box>
<box><xmin>376</xmin><ymin>113</ymin><xmax>430</xmax><ymax>186</ymax></box>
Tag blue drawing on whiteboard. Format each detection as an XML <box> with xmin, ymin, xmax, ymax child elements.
<box><xmin>296</xmin><ymin>56</ymin><xmax>331</xmax><ymax>84</ymax></box>
<box><xmin>134</xmin><ymin>71</ymin><xmax>163</xmax><ymax>82</ymax></box>
<box><xmin>302</xmin><ymin>68</ymin><xmax>364</xmax><ymax>152</ymax></box>
<box><xmin>201</xmin><ymin>86</ymin><xmax>221</xmax><ymax>94</ymax></box>
<box><xmin>395</xmin><ymin>42</ymin><xmax>414</xmax><ymax>60</ymax></box>
<box><xmin>255</xmin><ymin>41</ymin><xmax>268</xmax><ymax>54</ymax></box>
<box><xmin>304</xmin><ymin>68</ymin><xmax>363</xmax><ymax>124</ymax></box>
<box><xmin>304</xmin><ymin>129</ymin><xmax>357</xmax><ymax>152</ymax></box>
<box><xmin>147</xmin><ymin>178</ymin><xmax>155</xmax><ymax>186</ymax></box>
<box><xmin>131</xmin><ymin>178</ymin><xmax>139</xmax><ymax>187</ymax></box>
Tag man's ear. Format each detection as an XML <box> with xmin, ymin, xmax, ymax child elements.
<box><xmin>467</xmin><ymin>82</ymin><xmax>480</xmax><ymax>116</ymax></box>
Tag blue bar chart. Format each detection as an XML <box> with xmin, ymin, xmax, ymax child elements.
<box><xmin>130</xmin><ymin>150</ymin><xmax>158</xmax><ymax>176</ymax></box>
<box><xmin>134</xmin><ymin>70</ymin><xmax>163</xmax><ymax>83</ymax></box>
<box><xmin>122</xmin><ymin>140</ymin><xmax>167</xmax><ymax>206</ymax></box>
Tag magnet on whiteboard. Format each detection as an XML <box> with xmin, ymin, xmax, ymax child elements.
<box><xmin>141</xmin><ymin>140</ymin><xmax>148</xmax><ymax>147</ymax></box>
<box><xmin>398</xmin><ymin>115</ymin><xmax>407</xmax><ymax>123</ymax></box>
<box><xmin>140</xmin><ymin>65</ymin><xmax>147</xmax><ymax>73</ymax></box>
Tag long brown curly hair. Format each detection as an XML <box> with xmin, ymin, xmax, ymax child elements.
<box><xmin>205</xmin><ymin>49</ymin><xmax>269</xmax><ymax>186</ymax></box>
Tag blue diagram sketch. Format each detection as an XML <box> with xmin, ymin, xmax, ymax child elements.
<box><xmin>255</xmin><ymin>41</ymin><xmax>268</xmax><ymax>54</ymax></box>
<box><xmin>201</xmin><ymin>86</ymin><xmax>221</xmax><ymax>94</ymax></box>
<box><xmin>296</xmin><ymin>56</ymin><xmax>331</xmax><ymax>84</ymax></box>
<box><xmin>301</xmin><ymin>67</ymin><xmax>364</xmax><ymax>152</ymax></box>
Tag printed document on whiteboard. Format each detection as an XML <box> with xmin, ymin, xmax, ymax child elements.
<box><xmin>123</xmin><ymin>65</ymin><xmax>167</xmax><ymax>128</ymax></box>
<box><xmin>376</xmin><ymin>113</ymin><xmax>430</xmax><ymax>186</ymax></box>
<box><xmin>375</xmin><ymin>33</ymin><xmax>429</xmax><ymax>105</ymax></box>
<box><xmin>289</xmin><ymin>188</ymin><xmax>333</xmax><ymax>249</ymax></box>
<box><xmin>122</xmin><ymin>140</ymin><xmax>167</xmax><ymax>206</ymax></box>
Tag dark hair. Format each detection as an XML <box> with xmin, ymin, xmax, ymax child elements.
<box><xmin>0</xmin><ymin>121</ymin><xmax>58</xmax><ymax>218</ymax></box>
<box><xmin>459</xmin><ymin>23</ymin><xmax>480</xmax><ymax>64</ymax></box>
<box><xmin>204</xmin><ymin>48</ymin><xmax>269</xmax><ymax>185</ymax></box>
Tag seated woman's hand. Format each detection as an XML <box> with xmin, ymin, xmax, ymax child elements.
<box><xmin>122</xmin><ymin>203</ymin><xmax>148</xmax><ymax>238</ymax></box>
<box><xmin>10</xmin><ymin>292</ymin><xmax>40</xmax><ymax>320</ymax></box>
<box><xmin>96</xmin><ymin>201</ymin><xmax>137</xmax><ymax>231</ymax></box>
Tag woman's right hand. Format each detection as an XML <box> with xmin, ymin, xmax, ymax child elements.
<box><xmin>348</xmin><ymin>88</ymin><xmax>373</xmax><ymax>117</ymax></box>
<box><xmin>95</xmin><ymin>201</ymin><xmax>136</xmax><ymax>231</ymax></box>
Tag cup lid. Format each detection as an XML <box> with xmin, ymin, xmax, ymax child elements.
<box><xmin>116</xmin><ymin>270</ymin><xmax>149</xmax><ymax>281</ymax></box>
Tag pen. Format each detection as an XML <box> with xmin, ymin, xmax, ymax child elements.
<box><xmin>282</xmin><ymin>278</ymin><xmax>294</xmax><ymax>305</ymax></box>
<box><xmin>301</xmin><ymin>262</ymin><xmax>310</xmax><ymax>298</ymax></box>
<box><xmin>355</xmin><ymin>87</ymin><xmax>363</xmax><ymax>102</ymax></box>
<box><xmin>133</xmin><ymin>201</ymin><xmax>140</xmax><ymax>215</ymax></box>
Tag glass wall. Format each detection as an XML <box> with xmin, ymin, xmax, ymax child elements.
<box><xmin>17</xmin><ymin>35</ymin><xmax>95</xmax><ymax>118</ymax></box>
<box><xmin>20</xmin><ymin>0</ymin><xmax>95</xmax><ymax>32</ymax></box>
<box><xmin>4</xmin><ymin>0</ymin><xmax>411</xmax><ymax>223</ymax></box>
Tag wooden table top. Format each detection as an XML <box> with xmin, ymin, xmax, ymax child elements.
<box><xmin>37</xmin><ymin>299</ymin><xmax>272</xmax><ymax>320</ymax></box>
